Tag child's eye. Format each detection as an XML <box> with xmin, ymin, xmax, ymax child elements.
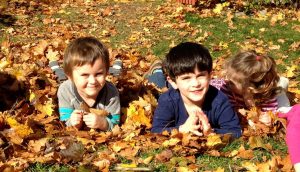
<box><xmin>81</xmin><ymin>74</ymin><xmax>89</xmax><ymax>77</ymax></box>
<box><xmin>96</xmin><ymin>72</ymin><xmax>103</xmax><ymax>76</ymax></box>
<box><xmin>180</xmin><ymin>76</ymin><xmax>190</xmax><ymax>80</ymax></box>
<box><xmin>196</xmin><ymin>74</ymin><xmax>205</xmax><ymax>78</ymax></box>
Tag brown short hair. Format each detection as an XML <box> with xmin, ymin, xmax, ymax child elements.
<box><xmin>63</xmin><ymin>37</ymin><xmax>109</xmax><ymax>78</ymax></box>
<box><xmin>224</xmin><ymin>50</ymin><xmax>281</xmax><ymax>105</ymax></box>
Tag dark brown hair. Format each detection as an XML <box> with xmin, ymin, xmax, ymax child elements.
<box><xmin>164</xmin><ymin>42</ymin><xmax>212</xmax><ymax>81</ymax></box>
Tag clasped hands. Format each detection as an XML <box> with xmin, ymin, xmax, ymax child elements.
<box><xmin>179</xmin><ymin>108</ymin><xmax>212</xmax><ymax>136</ymax></box>
<box><xmin>69</xmin><ymin>110</ymin><xmax>108</xmax><ymax>130</ymax></box>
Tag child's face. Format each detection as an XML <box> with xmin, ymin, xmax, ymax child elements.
<box><xmin>168</xmin><ymin>68</ymin><xmax>211</xmax><ymax>106</ymax></box>
<box><xmin>70</xmin><ymin>58</ymin><xmax>108</xmax><ymax>100</ymax></box>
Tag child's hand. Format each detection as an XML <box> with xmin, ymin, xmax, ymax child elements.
<box><xmin>259</xmin><ymin>113</ymin><xmax>272</xmax><ymax>126</ymax></box>
<box><xmin>196</xmin><ymin>110</ymin><xmax>212</xmax><ymax>136</ymax></box>
<box><xmin>83</xmin><ymin>113</ymin><xmax>108</xmax><ymax>131</ymax></box>
<box><xmin>70</xmin><ymin>110</ymin><xmax>83</xmax><ymax>129</ymax></box>
<box><xmin>179</xmin><ymin>113</ymin><xmax>202</xmax><ymax>136</ymax></box>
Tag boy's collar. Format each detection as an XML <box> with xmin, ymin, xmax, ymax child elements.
<box><xmin>72</xmin><ymin>82</ymin><xmax>106</xmax><ymax>108</ymax></box>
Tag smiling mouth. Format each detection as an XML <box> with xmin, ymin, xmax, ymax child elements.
<box><xmin>87</xmin><ymin>86</ymin><xmax>99</xmax><ymax>89</ymax></box>
<box><xmin>191</xmin><ymin>88</ymin><xmax>203</xmax><ymax>92</ymax></box>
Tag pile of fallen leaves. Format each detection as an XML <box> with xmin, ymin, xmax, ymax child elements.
<box><xmin>1</xmin><ymin>0</ymin><xmax>300</xmax><ymax>171</ymax></box>
<box><xmin>0</xmin><ymin>39</ymin><xmax>296</xmax><ymax>171</ymax></box>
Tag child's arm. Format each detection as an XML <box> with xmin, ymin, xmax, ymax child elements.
<box><xmin>151</xmin><ymin>97</ymin><xmax>179</xmax><ymax>133</ymax></box>
<box><xmin>100</xmin><ymin>82</ymin><xmax>121</xmax><ymax>131</ymax></box>
<box><xmin>277</xmin><ymin>76</ymin><xmax>290</xmax><ymax>108</ymax></box>
<box><xmin>213</xmin><ymin>99</ymin><xmax>242</xmax><ymax>138</ymax></box>
<box><xmin>57</xmin><ymin>82</ymin><xmax>78</xmax><ymax>126</ymax></box>
<box><xmin>279</xmin><ymin>104</ymin><xmax>300</xmax><ymax>168</ymax></box>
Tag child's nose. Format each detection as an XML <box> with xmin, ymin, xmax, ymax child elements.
<box><xmin>88</xmin><ymin>76</ymin><xmax>96</xmax><ymax>83</ymax></box>
<box><xmin>191</xmin><ymin>78</ymin><xmax>200</xmax><ymax>86</ymax></box>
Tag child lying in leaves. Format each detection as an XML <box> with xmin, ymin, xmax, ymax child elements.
<box><xmin>57</xmin><ymin>37</ymin><xmax>120</xmax><ymax>131</ymax></box>
<box><xmin>210</xmin><ymin>50</ymin><xmax>299</xmax><ymax>171</ymax></box>
<box><xmin>147</xmin><ymin>42</ymin><xmax>242</xmax><ymax>138</ymax></box>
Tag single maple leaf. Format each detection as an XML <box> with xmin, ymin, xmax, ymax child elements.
<box><xmin>285</xmin><ymin>65</ymin><xmax>298</xmax><ymax>78</ymax></box>
<box><xmin>142</xmin><ymin>156</ymin><xmax>153</xmax><ymax>165</ymax></box>
<box><xmin>0</xmin><ymin>60</ymin><xmax>10</xmax><ymax>70</ymax></box>
<box><xmin>206</xmin><ymin>134</ymin><xmax>222</xmax><ymax>147</ymax></box>
<box><xmin>248</xmin><ymin>136</ymin><xmax>269</xmax><ymax>150</ymax></box>
<box><xmin>155</xmin><ymin>149</ymin><xmax>173</xmax><ymax>162</ymax></box>
<box><xmin>33</xmin><ymin>40</ymin><xmax>48</xmax><ymax>56</ymax></box>
<box><xmin>5</xmin><ymin>117</ymin><xmax>33</xmax><ymax>138</ymax></box>
<box><xmin>46</xmin><ymin>48</ymin><xmax>59</xmax><ymax>62</ymax></box>
<box><xmin>177</xmin><ymin>167</ymin><xmax>194</xmax><ymax>172</ymax></box>
<box><xmin>35</xmin><ymin>98</ymin><xmax>54</xmax><ymax>116</ymax></box>
<box><xmin>59</xmin><ymin>140</ymin><xmax>84</xmax><ymax>163</ymax></box>
<box><xmin>162</xmin><ymin>138</ymin><xmax>181</xmax><ymax>147</ymax></box>
<box><xmin>237</xmin><ymin>145</ymin><xmax>254</xmax><ymax>159</ymax></box>
<box><xmin>241</xmin><ymin>161</ymin><xmax>258</xmax><ymax>171</ymax></box>
<box><xmin>28</xmin><ymin>138</ymin><xmax>48</xmax><ymax>153</ymax></box>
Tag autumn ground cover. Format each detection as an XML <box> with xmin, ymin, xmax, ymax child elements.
<box><xmin>0</xmin><ymin>0</ymin><xmax>300</xmax><ymax>171</ymax></box>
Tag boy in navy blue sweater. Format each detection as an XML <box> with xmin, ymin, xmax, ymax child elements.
<box><xmin>150</xmin><ymin>42</ymin><xmax>241</xmax><ymax>138</ymax></box>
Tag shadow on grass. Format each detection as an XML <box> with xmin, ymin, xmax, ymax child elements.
<box><xmin>0</xmin><ymin>14</ymin><xmax>16</xmax><ymax>26</ymax></box>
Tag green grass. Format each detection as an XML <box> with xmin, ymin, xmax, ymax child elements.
<box><xmin>197</xmin><ymin>154</ymin><xmax>241</xmax><ymax>171</ymax></box>
<box><xmin>184</xmin><ymin>12</ymin><xmax>300</xmax><ymax>66</ymax></box>
<box><xmin>25</xmin><ymin>163</ymin><xmax>70</xmax><ymax>172</ymax></box>
<box><xmin>1</xmin><ymin>1</ymin><xmax>298</xmax><ymax>171</ymax></box>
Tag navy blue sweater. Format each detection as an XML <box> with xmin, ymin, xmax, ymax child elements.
<box><xmin>151</xmin><ymin>85</ymin><xmax>242</xmax><ymax>138</ymax></box>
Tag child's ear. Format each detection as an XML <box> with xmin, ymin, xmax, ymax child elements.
<box><xmin>167</xmin><ymin>76</ymin><xmax>178</xmax><ymax>89</ymax></box>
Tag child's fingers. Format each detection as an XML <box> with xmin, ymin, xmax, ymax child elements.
<box><xmin>192</xmin><ymin>124</ymin><xmax>201</xmax><ymax>130</ymax></box>
<box><xmin>191</xmin><ymin>130</ymin><xmax>203</xmax><ymax>136</ymax></box>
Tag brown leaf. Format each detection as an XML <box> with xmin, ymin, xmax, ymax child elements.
<box><xmin>59</xmin><ymin>141</ymin><xmax>84</xmax><ymax>163</ymax></box>
<box><xmin>237</xmin><ymin>145</ymin><xmax>254</xmax><ymax>159</ymax></box>
<box><xmin>248</xmin><ymin>136</ymin><xmax>269</xmax><ymax>150</ymax></box>
<box><xmin>155</xmin><ymin>149</ymin><xmax>173</xmax><ymax>162</ymax></box>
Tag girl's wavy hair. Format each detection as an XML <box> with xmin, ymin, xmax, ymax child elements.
<box><xmin>223</xmin><ymin>50</ymin><xmax>281</xmax><ymax>105</ymax></box>
<box><xmin>63</xmin><ymin>37</ymin><xmax>109</xmax><ymax>78</ymax></box>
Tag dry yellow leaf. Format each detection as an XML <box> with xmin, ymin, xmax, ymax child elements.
<box><xmin>35</xmin><ymin>98</ymin><xmax>54</xmax><ymax>116</ymax></box>
<box><xmin>241</xmin><ymin>161</ymin><xmax>258</xmax><ymax>172</ymax></box>
<box><xmin>286</xmin><ymin>65</ymin><xmax>298</xmax><ymax>78</ymax></box>
<box><xmin>33</xmin><ymin>40</ymin><xmax>48</xmax><ymax>56</ymax></box>
<box><xmin>46</xmin><ymin>48</ymin><xmax>59</xmax><ymax>61</ymax></box>
<box><xmin>162</xmin><ymin>138</ymin><xmax>180</xmax><ymax>147</ymax></box>
<box><xmin>0</xmin><ymin>60</ymin><xmax>10</xmax><ymax>70</ymax></box>
<box><xmin>206</xmin><ymin>134</ymin><xmax>222</xmax><ymax>147</ymax></box>
<box><xmin>143</xmin><ymin>156</ymin><xmax>153</xmax><ymax>165</ymax></box>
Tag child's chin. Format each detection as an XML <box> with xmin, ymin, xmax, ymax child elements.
<box><xmin>86</xmin><ymin>90</ymin><xmax>100</xmax><ymax>97</ymax></box>
<box><xmin>191</xmin><ymin>94</ymin><xmax>205</xmax><ymax>100</ymax></box>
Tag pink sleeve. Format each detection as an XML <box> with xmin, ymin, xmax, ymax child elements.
<box><xmin>210</xmin><ymin>78</ymin><xmax>226</xmax><ymax>90</ymax></box>
<box><xmin>280</xmin><ymin>104</ymin><xmax>300</xmax><ymax>164</ymax></box>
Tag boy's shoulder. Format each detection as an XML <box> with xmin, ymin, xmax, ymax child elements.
<box><xmin>204</xmin><ymin>85</ymin><xmax>231</xmax><ymax>106</ymax></box>
<box><xmin>158</xmin><ymin>87</ymin><xmax>180</xmax><ymax>102</ymax></box>
<box><xmin>57</xmin><ymin>80</ymin><xmax>73</xmax><ymax>93</ymax></box>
